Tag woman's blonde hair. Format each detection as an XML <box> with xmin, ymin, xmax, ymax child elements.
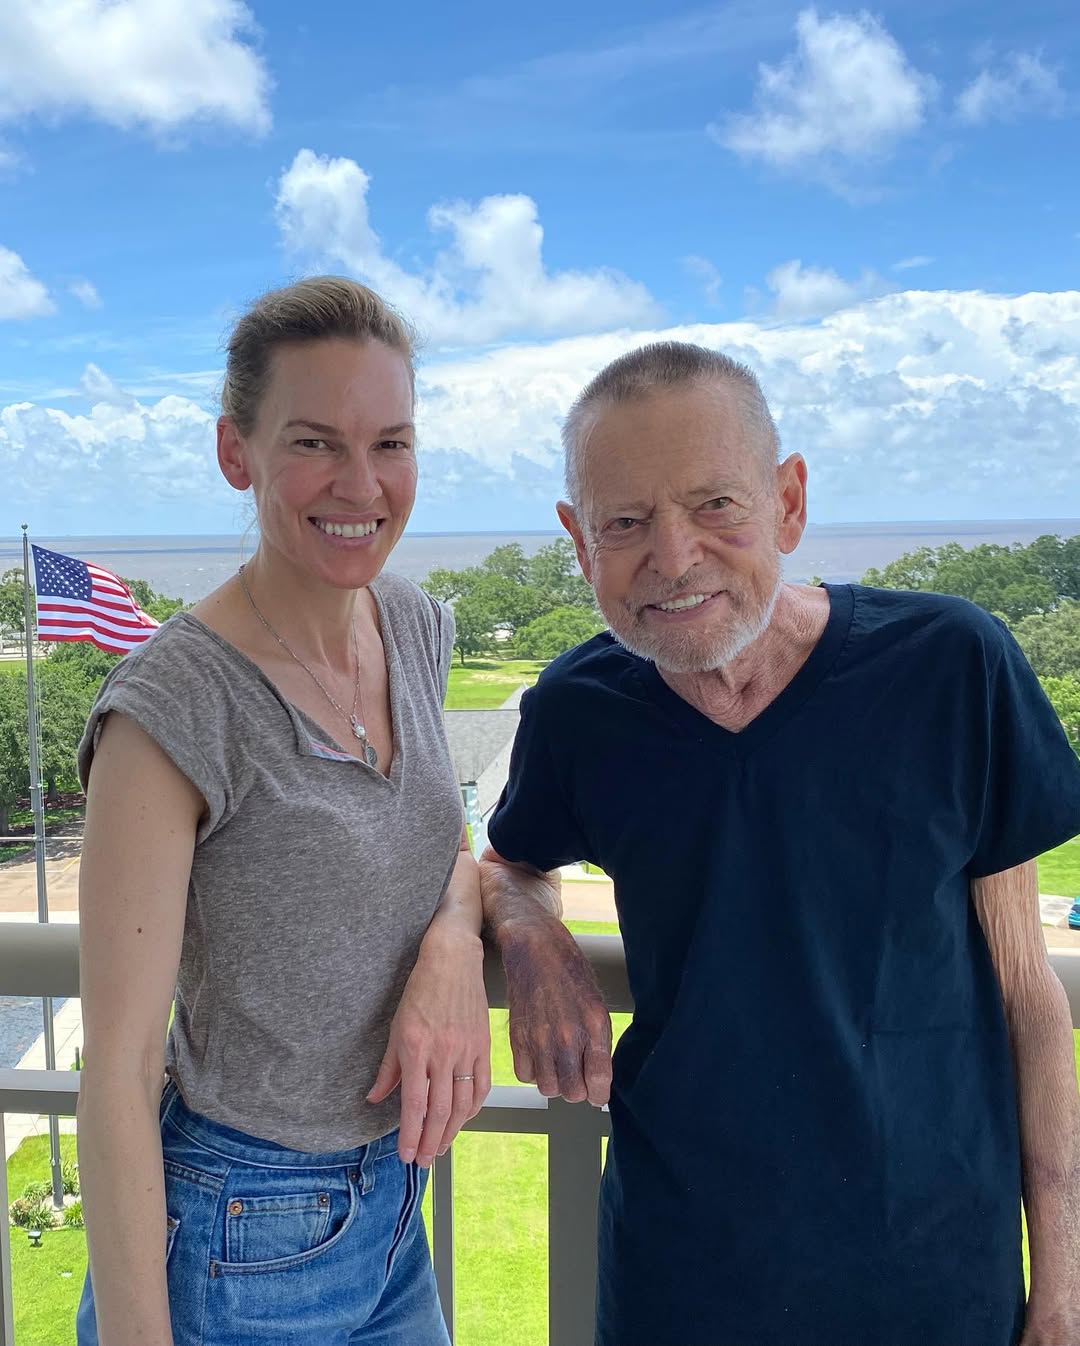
<box><xmin>221</xmin><ymin>276</ymin><xmax>416</xmax><ymax>434</ymax></box>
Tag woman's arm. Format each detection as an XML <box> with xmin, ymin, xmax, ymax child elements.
<box><xmin>367</xmin><ymin>827</ymin><xmax>491</xmax><ymax>1165</ymax></box>
<box><xmin>77</xmin><ymin>711</ymin><xmax>203</xmax><ymax>1346</ymax></box>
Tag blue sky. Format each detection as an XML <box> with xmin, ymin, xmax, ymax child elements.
<box><xmin>1</xmin><ymin>0</ymin><xmax>1079</xmax><ymax>534</ymax></box>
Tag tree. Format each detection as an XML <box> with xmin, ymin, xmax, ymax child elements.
<box><xmin>46</xmin><ymin>641</ymin><xmax>122</xmax><ymax>684</ymax></box>
<box><xmin>0</xmin><ymin>567</ymin><xmax>27</xmax><ymax>636</ymax></box>
<box><xmin>1041</xmin><ymin>675</ymin><xmax>1080</xmax><ymax>755</ymax></box>
<box><xmin>1025</xmin><ymin>533</ymin><xmax>1080</xmax><ymax>602</ymax></box>
<box><xmin>862</xmin><ymin>538</ymin><xmax>1069</xmax><ymax>624</ymax></box>
<box><xmin>423</xmin><ymin>566</ymin><xmax>480</xmax><ymax>604</ymax></box>
<box><xmin>121</xmin><ymin>577</ymin><xmax>185</xmax><ymax>623</ymax></box>
<box><xmin>1014</xmin><ymin>602</ymin><xmax>1080</xmax><ymax>679</ymax></box>
<box><xmin>452</xmin><ymin>591</ymin><xmax>497</xmax><ymax>666</ymax></box>
<box><xmin>482</xmin><ymin>543</ymin><xmax>529</xmax><ymax>586</ymax></box>
<box><xmin>37</xmin><ymin>661</ymin><xmax>96</xmax><ymax>802</ymax></box>
<box><xmin>516</xmin><ymin>607</ymin><xmax>606</xmax><ymax>660</ymax></box>
<box><xmin>0</xmin><ymin>672</ymin><xmax>29</xmax><ymax>837</ymax></box>
<box><xmin>421</xmin><ymin>541</ymin><xmax>602</xmax><ymax>664</ymax></box>
<box><xmin>525</xmin><ymin>539</ymin><xmax>598</xmax><ymax>612</ymax></box>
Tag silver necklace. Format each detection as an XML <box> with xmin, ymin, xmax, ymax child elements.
<box><xmin>238</xmin><ymin>565</ymin><xmax>378</xmax><ymax>768</ymax></box>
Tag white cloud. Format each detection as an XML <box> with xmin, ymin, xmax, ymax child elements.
<box><xmin>0</xmin><ymin>378</ymin><xmax>223</xmax><ymax>518</ymax></box>
<box><xmin>0</xmin><ymin>0</ymin><xmax>270</xmax><ymax>134</ymax></box>
<box><xmin>6</xmin><ymin>289</ymin><xmax>1080</xmax><ymax>527</ymax></box>
<box><xmin>956</xmin><ymin>53</ymin><xmax>1066</xmax><ymax>126</ymax></box>
<box><xmin>413</xmin><ymin>289</ymin><xmax>1080</xmax><ymax>516</ymax></box>
<box><xmin>70</xmin><ymin>280</ymin><xmax>102</xmax><ymax>310</ymax></box>
<box><xmin>683</xmin><ymin>255</ymin><xmax>723</xmax><ymax>305</ymax></box>
<box><xmin>717</xmin><ymin>8</ymin><xmax>933</xmax><ymax>175</ymax></box>
<box><xmin>765</xmin><ymin>259</ymin><xmax>892</xmax><ymax>319</ymax></box>
<box><xmin>0</xmin><ymin>245</ymin><xmax>53</xmax><ymax>319</ymax></box>
<box><xmin>274</xmin><ymin>149</ymin><xmax>661</xmax><ymax>348</ymax></box>
<box><xmin>893</xmin><ymin>255</ymin><xmax>934</xmax><ymax>272</ymax></box>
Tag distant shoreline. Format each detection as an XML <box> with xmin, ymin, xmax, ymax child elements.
<box><xmin>4</xmin><ymin>517</ymin><xmax>1079</xmax><ymax>546</ymax></box>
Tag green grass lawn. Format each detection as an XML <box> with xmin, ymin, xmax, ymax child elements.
<box><xmin>0</xmin><ymin>660</ymin><xmax>27</xmax><ymax>676</ymax></box>
<box><xmin>6</xmin><ymin>1135</ymin><xmax>84</xmax><ymax>1343</ymax></box>
<box><xmin>1038</xmin><ymin>834</ymin><xmax>1080</xmax><ymax>897</ymax></box>
<box><xmin>444</xmin><ymin>659</ymin><xmax>547</xmax><ymax>710</ymax></box>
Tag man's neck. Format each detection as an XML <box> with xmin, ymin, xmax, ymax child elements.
<box><xmin>659</xmin><ymin>583</ymin><xmax>832</xmax><ymax>731</ymax></box>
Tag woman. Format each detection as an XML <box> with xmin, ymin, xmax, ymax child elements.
<box><xmin>75</xmin><ymin>277</ymin><xmax>490</xmax><ymax>1345</ymax></box>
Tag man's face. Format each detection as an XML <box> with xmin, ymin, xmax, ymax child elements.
<box><xmin>559</xmin><ymin>383</ymin><xmax>806</xmax><ymax>674</ymax></box>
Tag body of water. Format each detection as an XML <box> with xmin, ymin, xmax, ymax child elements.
<box><xmin>3</xmin><ymin>520</ymin><xmax>1079</xmax><ymax>603</ymax></box>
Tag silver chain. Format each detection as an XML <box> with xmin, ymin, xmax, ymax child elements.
<box><xmin>237</xmin><ymin>565</ymin><xmax>375</xmax><ymax>763</ymax></box>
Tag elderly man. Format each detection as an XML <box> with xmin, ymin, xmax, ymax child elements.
<box><xmin>480</xmin><ymin>343</ymin><xmax>1080</xmax><ymax>1346</ymax></box>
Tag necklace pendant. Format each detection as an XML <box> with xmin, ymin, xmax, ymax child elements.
<box><xmin>351</xmin><ymin>717</ymin><xmax>378</xmax><ymax>768</ymax></box>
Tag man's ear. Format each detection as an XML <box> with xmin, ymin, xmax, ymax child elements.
<box><xmin>774</xmin><ymin>453</ymin><xmax>808</xmax><ymax>556</ymax></box>
<box><xmin>556</xmin><ymin>500</ymin><xmax>593</xmax><ymax>583</ymax></box>
<box><xmin>217</xmin><ymin>417</ymin><xmax>253</xmax><ymax>492</ymax></box>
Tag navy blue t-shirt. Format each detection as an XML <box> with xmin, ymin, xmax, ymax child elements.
<box><xmin>488</xmin><ymin>584</ymin><xmax>1080</xmax><ymax>1346</ymax></box>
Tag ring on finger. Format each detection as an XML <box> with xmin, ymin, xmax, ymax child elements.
<box><xmin>453</xmin><ymin>1073</ymin><xmax>474</xmax><ymax>1082</ymax></box>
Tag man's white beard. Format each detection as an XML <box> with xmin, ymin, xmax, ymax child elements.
<box><xmin>602</xmin><ymin>574</ymin><xmax>782</xmax><ymax>674</ymax></box>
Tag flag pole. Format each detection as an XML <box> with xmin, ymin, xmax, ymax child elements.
<box><xmin>20</xmin><ymin>526</ymin><xmax>64</xmax><ymax>1211</ymax></box>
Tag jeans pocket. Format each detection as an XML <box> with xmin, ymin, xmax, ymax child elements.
<box><xmin>214</xmin><ymin>1178</ymin><xmax>358</xmax><ymax>1275</ymax></box>
<box><xmin>224</xmin><ymin>1191</ymin><xmax>332</xmax><ymax>1265</ymax></box>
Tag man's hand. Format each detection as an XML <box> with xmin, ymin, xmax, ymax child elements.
<box><xmin>500</xmin><ymin>914</ymin><xmax>613</xmax><ymax>1106</ymax></box>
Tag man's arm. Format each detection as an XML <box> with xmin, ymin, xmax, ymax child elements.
<box><xmin>972</xmin><ymin>859</ymin><xmax>1080</xmax><ymax>1345</ymax></box>
<box><xmin>479</xmin><ymin>846</ymin><xmax>612</xmax><ymax>1105</ymax></box>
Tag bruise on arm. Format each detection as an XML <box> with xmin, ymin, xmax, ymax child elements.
<box><xmin>479</xmin><ymin>846</ymin><xmax>564</xmax><ymax>939</ymax></box>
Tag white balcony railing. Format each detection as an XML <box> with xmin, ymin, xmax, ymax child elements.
<box><xmin>0</xmin><ymin>923</ymin><xmax>630</xmax><ymax>1346</ymax></box>
<box><xmin>2</xmin><ymin>922</ymin><xmax>1078</xmax><ymax>1346</ymax></box>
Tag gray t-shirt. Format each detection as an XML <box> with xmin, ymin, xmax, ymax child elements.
<box><xmin>78</xmin><ymin>571</ymin><xmax>463</xmax><ymax>1152</ymax></box>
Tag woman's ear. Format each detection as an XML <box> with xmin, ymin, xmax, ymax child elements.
<box><xmin>217</xmin><ymin>417</ymin><xmax>252</xmax><ymax>492</ymax></box>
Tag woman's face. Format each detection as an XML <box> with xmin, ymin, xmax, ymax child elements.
<box><xmin>219</xmin><ymin>337</ymin><xmax>417</xmax><ymax>589</ymax></box>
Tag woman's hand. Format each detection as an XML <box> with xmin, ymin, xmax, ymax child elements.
<box><xmin>367</xmin><ymin>924</ymin><xmax>491</xmax><ymax>1166</ymax></box>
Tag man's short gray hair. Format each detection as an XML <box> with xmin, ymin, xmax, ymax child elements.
<box><xmin>561</xmin><ymin>341</ymin><xmax>780</xmax><ymax>510</ymax></box>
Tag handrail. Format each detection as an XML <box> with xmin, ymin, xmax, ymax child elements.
<box><xmin>3</xmin><ymin>921</ymin><xmax>1079</xmax><ymax>1024</ymax></box>
<box><xmin>0</xmin><ymin>921</ymin><xmax>635</xmax><ymax>1012</ymax></box>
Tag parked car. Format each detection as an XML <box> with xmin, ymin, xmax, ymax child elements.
<box><xmin>1068</xmin><ymin>899</ymin><xmax>1080</xmax><ymax>931</ymax></box>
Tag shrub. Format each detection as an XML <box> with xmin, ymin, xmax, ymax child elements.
<box><xmin>63</xmin><ymin>1200</ymin><xmax>84</xmax><ymax>1228</ymax></box>
<box><xmin>9</xmin><ymin>1197</ymin><xmax>34</xmax><ymax>1228</ymax></box>
<box><xmin>9</xmin><ymin>1197</ymin><xmax>57</xmax><ymax>1229</ymax></box>
<box><xmin>20</xmin><ymin>1180</ymin><xmax>51</xmax><ymax>1204</ymax></box>
<box><xmin>62</xmin><ymin>1160</ymin><xmax>80</xmax><ymax>1196</ymax></box>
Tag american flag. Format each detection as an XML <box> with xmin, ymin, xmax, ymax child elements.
<box><xmin>32</xmin><ymin>544</ymin><xmax>159</xmax><ymax>656</ymax></box>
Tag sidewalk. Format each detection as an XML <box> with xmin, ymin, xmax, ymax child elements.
<box><xmin>3</xmin><ymin>997</ymin><xmax>81</xmax><ymax>1160</ymax></box>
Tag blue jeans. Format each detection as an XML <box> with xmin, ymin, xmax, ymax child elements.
<box><xmin>77</xmin><ymin>1080</ymin><xmax>450</xmax><ymax>1346</ymax></box>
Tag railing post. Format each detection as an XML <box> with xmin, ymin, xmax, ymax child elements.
<box><xmin>0</xmin><ymin>1111</ymin><xmax>13</xmax><ymax>1346</ymax></box>
<box><xmin>547</xmin><ymin>1098</ymin><xmax>604</xmax><ymax>1346</ymax></box>
<box><xmin>432</xmin><ymin>1148</ymin><xmax>455</xmax><ymax>1341</ymax></box>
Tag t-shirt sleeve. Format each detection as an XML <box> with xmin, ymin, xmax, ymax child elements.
<box><xmin>486</xmin><ymin>686</ymin><xmax>591</xmax><ymax>871</ymax></box>
<box><xmin>78</xmin><ymin>653</ymin><xmax>232</xmax><ymax>842</ymax></box>
<box><xmin>968</xmin><ymin>618</ymin><xmax>1080</xmax><ymax>878</ymax></box>
<box><xmin>436</xmin><ymin>600</ymin><xmax>455</xmax><ymax>703</ymax></box>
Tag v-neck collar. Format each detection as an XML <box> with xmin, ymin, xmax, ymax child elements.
<box><xmin>174</xmin><ymin>575</ymin><xmax>402</xmax><ymax>788</ymax></box>
<box><xmin>636</xmin><ymin>583</ymin><xmax>854</xmax><ymax>756</ymax></box>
